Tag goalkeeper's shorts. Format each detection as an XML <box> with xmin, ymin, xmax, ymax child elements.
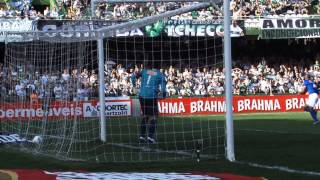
<box><xmin>139</xmin><ymin>97</ymin><xmax>158</xmax><ymax>116</ymax></box>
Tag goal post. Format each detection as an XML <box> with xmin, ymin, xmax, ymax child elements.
<box><xmin>223</xmin><ymin>0</ymin><xmax>235</xmax><ymax>162</ymax></box>
<box><xmin>98</xmin><ymin>38</ymin><xmax>106</xmax><ymax>142</ymax></box>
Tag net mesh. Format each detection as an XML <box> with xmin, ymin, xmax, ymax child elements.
<box><xmin>1</xmin><ymin>31</ymin><xmax>225</xmax><ymax>162</ymax></box>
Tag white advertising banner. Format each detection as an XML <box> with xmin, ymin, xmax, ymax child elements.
<box><xmin>0</xmin><ymin>19</ymin><xmax>35</xmax><ymax>42</ymax></box>
<box><xmin>83</xmin><ymin>100</ymin><xmax>132</xmax><ymax>117</ymax></box>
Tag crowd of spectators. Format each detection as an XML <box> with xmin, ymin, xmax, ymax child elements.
<box><xmin>105</xmin><ymin>59</ymin><xmax>320</xmax><ymax>97</ymax></box>
<box><xmin>96</xmin><ymin>0</ymin><xmax>320</xmax><ymax>21</ymax></box>
<box><xmin>0</xmin><ymin>0</ymin><xmax>319</xmax><ymax>20</ymax></box>
<box><xmin>0</xmin><ymin>64</ymin><xmax>98</xmax><ymax>103</ymax></box>
<box><xmin>231</xmin><ymin>0</ymin><xmax>318</xmax><ymax>19</ymax></box>
<box><xmin>0</xmin><ymin>0</ymin><xmax>91</xmax><ymax>20</ymax></box>
<box><xmin>95</xmin><ymin>2</ymin><xmax>223</xmax><ymax>21</ymax></box>
<box><xmin>1</xmin><ymin>57</ymin><xmax>320</xmax><ymax>103</ymax></box>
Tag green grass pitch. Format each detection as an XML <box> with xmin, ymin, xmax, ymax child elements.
<box><xmin>1</xmin><ymin>112</ymin><xmax>320</xmax><ymax>180</ymax></box>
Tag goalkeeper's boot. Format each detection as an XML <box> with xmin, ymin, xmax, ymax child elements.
<box><xmin>147</xmin><ymin>137</ymin><xmax>156</xmax><ymax>144</ymax></box>
<box><xmin>139</xmin><ymin>136</ymin><xmax>146</xmax><ymax>143</ymax></box>
<box><xmin>313</xmin><ymin>121</ymin><xmax>319</xmax><ymax>125</ymax></box>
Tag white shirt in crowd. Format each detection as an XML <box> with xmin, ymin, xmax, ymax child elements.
<box><xmin>62</xmin><ymin>72</ymin><xmax>71</xmax><ymax>81</ymax></box>
<box><xmin>41</xmin><ymin>74</ymin><xmax>49</xmax><ymax>85</ymax></box>
<box><xmin>50</xmin><ymin>9</ymin><xmax>58</xmax><ymax>18</ymax></box>
<box><xmin>29</xmin><ymin>10</ymin><xmax>37</xmax><ymax>18</ymax></box>
<box><xmin>0</xmin><ymin>9</ymin><xmax>6</xmax><ymax>17</ymax></box>
<box><xmin>77</xmin><ymin>88</ymin><xmax>88</xmax><ymax>101</ymax></box>
<box><xmin>54</xmin><ymin>85</ymin><xmax>63</xmax><ymax>99</ymax></box>
<box><xmin>44</xmin><ymin>7</ymin><xmax>50</xmax><ymax>17</ymax></box>
<box><xmin>230</xmin><ymin>24</ymin><xmax>243</xmax><ymax>37</ymax></box>
<box><xmin>16</xmin><ymin>83</ymin><xmax>26</xmax><ymax>97</ymax></box>
<box><xmin>27</xmin><ymin>83</ymin><xmax>36</xmax><ymax>91</ymax></box>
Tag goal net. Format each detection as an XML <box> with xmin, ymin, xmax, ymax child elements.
<box><xmin>0</xmin><ymin>5</ymin><xmax>227</xmax><ymax>162</ymax></box>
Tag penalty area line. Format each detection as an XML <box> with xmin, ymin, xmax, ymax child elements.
<box><xmin>108</xmin><ymin>143</ymin><xmax>213</xmax><ymax>158</ymax></box>
<box><xmin>237</xmin><ymin>128</ymin><xmax>320</xmax><ymax>135</ymax></box>
<box><xmin>235</xmin><ymin>161</ymin><xmax>320</xmax><ymax>176</ymax></box>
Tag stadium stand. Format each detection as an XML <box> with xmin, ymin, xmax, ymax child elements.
<box><xmin>1</xmin><ymin>55</ymin><xmax>320</xmax><ymax>102</ymax></box>
<box><xmin>0</xmin><ymin>0</ymin><xmax>318</xmax><ymax>20</ymax></box>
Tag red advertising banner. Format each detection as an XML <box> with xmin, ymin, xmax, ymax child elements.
<box><xmin>0</xmin><ymin>101</ymin><xmax>83</xmax><ymax>120</ymax></box>
<box><xmin>158</xmin><ymin>95</ymin><xmax>311</xmax><ymax>115</ymax></box>
<box><xmin>0</xmin><ymin>95</ymin><xmax>313</xmax><ymax>119</ymax></box>
<box><xmin>0</xmin><ymin>98</ymin><xmax>132</xmax><ymax>120</ymax></box>
<box><xmin>0</xmin><ymin>169</ymin><xmax>265</xmax><ymax>180</ymax></box>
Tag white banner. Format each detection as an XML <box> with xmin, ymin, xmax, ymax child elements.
<box><xmin>0</xmin><ymin>19</ymin><xmax>35</xmax><ymax>42</ymax></box>
<box><xmin>244</xmin><ymin>16</ymin><xmax>320</xmax><ymax>39</ymax></box>
<box><xmin>45</xmin><ymin>172</ymin><xmax>219</xmax><ymax>180</ymax></box>
<box><xmin>83</xmin><ymin>100</ymin><xmax>131</xmax><ymax>117</ymax></box>
<box><xmin>0</xmin><ymin>134</ymin><xmax>26</xmax><ymax>144</ymax></box>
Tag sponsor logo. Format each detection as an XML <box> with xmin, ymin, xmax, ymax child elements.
<box><xmin>166</xmin><ymin>24</ymin><xmax>223</xmax><ymax>37</ymax></box>
<box><xmin>0</xmin><ymin>99</ymin><xmax>132</xmax><ymax>120</ymax></box>
<box><xmin>158</xmin><ymin>95</ymin><xmax>311</xmax><ymax>115</ymax></box>
<box><xmin>0</xmin><ymin>106</ymin><xmax>82</xmax><ymax>119</ymax></box>
<box><xmin>83</xmin><ymin>101</ymin><xmax>131</xmax><ymax>117</ymax></box>
<box><xmin>237</xmin><ymin>99</ymin><xmax>281</xmax><ymax>112</ymax></box>
<box><xmin>0</xmin><ymin>95</ymin><xmax>314</xmax><ymax>118</ymax></box>
<box><xmin>0</xmin><ymin>170</ymin><xmax>265</xmax><ymax>180</ymax></box>
<box><xmin>190</xmin><ymin>100</ymin><xmax>226</xmax><ymax>113</ymax></box>
<box><xmin>45</xmin><ymin>172</ymin><xmax>220</xmax><ymax>179</ymax></box>
<box><xmin>257</xmin><ymin>17</ymin><xmax>320</xmax><ymax>39</ymax></box>
<box><xmin>262</xmin><ymin>19</ymin><xmax>320</xmax><ymax>29</ymax></box>
<box><xmin>0</xmin><ymin>134</ymin><xmax>26</xmax><ymax>144</ymax></box>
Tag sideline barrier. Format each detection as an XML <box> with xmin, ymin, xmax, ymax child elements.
<box><xmin>0</xmin><ymin>97</ymin><xmax>132</xmax><ymax>120</ymax></box>
<box><xmin>0</xmin><ymin>169</ymin><xmax>265</xmax><ymax>180</ymax></box>
<box><xmin>0</xmin><ymin>95</ymin><xmax>310</xmax><ymax>120</ymax></box>
<box><xmin>158</xmin><ymin>94</ymin><xmax>309</xmax><ymax>115</ymax></box>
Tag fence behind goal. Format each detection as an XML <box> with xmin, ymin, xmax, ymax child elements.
<box><xmin>0</xmin><ymin>27</ymin><xmax>225</xmax><ymax>162</ymax></box>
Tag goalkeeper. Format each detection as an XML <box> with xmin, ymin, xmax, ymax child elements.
<box><xmin>303</xmin><ymin>74</ymin><xmax>319</xmax><ymax>124</ymax></box>
<box><xmin>133</xmin><ymin>62</ymin><xmax>166</xmax><ymax>144</ymax></box>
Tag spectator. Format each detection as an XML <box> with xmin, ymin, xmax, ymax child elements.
<box><xmin>15</xmin><ymin>82</ymin><xmax>26</xmax><ymax>101</ymax></box>
<box><xmin>0</xmin><ymin>8</ymin><xmax>6</xmax><ymax>18</ymax></box>
<box><xmin>62</xmin><ymin>69</ymin><xmax>71</xmax><ymax>82</ymax></box>
<box><xmin>43</xmin><ymin>6</ymin><xmax>50</xmax><ymax>18</ymax></box>
<box><xmin>53</xmin><ymin>82</ymin><xmax>63</xmax><ymax>100</ymax></box>
<box><xmin>50</xmin><ymin>7</ymin><xmax>59</xmax><ymax>19</ymax></box>
<box><xmin>29</xmin><ymin>6</ymin><xmax>37</xmax><ymax>19</ymax></box>
<box><xmin>30</xmin><ymin>91</ymin><xmax>39</xmax><ymax>104</ymax></box>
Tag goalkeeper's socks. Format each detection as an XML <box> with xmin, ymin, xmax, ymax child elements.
<box><xmin>148</xmin><ymin>118</ymin><xmax>157</xmax><ymax>139</ymax></box>
<box><xmin>140</xmin><ymin>117</ymin><xmax>148</xmax><ymax>137</ymax></box>
<box><xmin>147</xmin><ymin>137</ymin><xmax>156</xmax><ymax>144</ymax></box>
<box><xmin>310</xmin><ymin>110</ymin><xmax>319</xmax><ymax>123</ymax></box>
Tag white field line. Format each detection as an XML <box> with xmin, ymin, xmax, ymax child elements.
<box><xmin>235</xmin><ymin>161</ymin><xmax>320</xmax><ymax>176</ymax></box>
<box><xmin>237</xmin><ymin>128</ymin><xmax>320</xmax><ymax>135</ymax></box>
<box><xmin>235</xmin><ymin>112</ymin><xmax>302</xmax><ymax>116</ymax></box>
<box><xmin>235</xmin><ymin>112</ymin><xmax>304</xmax><ymax>116</ymax></box>
<box><xmin>108</xmin><ymin>142</ymin><xmax>213</xmax><ymax>159</ymax></box>
<box><xmin>169</xmin><ymin>112</ymin><xmax>306</xmax><ymax>118</ymax></box>
<box><xmin>237</xmin><ymin>128</ymin><xmax>292</xmax><ymax>134</ymax></box>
